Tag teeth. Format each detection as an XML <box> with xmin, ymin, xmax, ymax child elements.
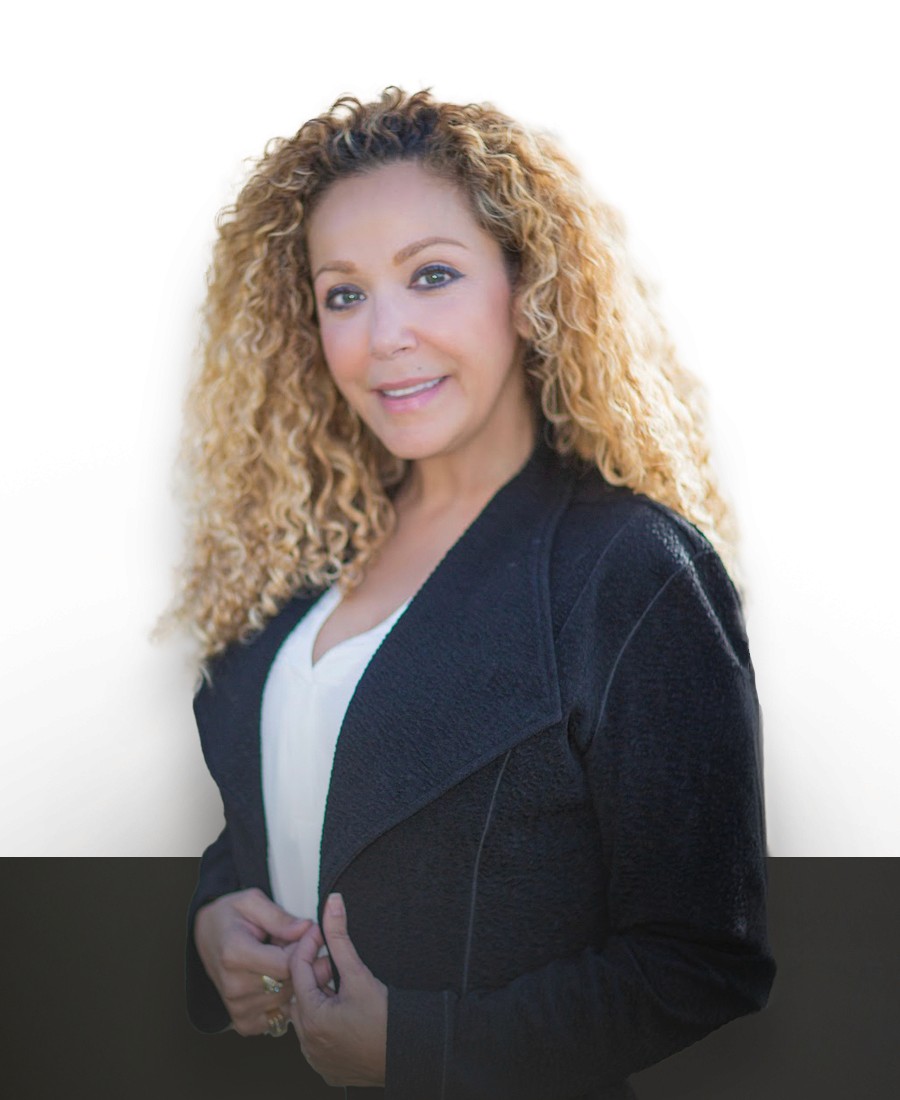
<box><xmin>381</xmin><ymin>377</ymin><xmax>443</xmax><ymax>398</ymax></box>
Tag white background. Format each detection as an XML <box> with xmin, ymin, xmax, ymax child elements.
<box><xmin>1</xmin><ymin>1</ymin><xmax>897</xmax><ymax>855</ymax></box>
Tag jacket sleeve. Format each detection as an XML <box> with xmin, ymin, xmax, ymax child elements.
<box><xmin>185</xmin><ymin>824</ymin><xmax>240</xmax><ymax>1033</ymax></box>
<box><xmin>385</xmin><ymin>547</ymin><xmax>775</xmax><ymax>1099</ymax></box>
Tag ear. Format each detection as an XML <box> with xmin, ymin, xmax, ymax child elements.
<box><xmin>512</xmin><ymin>292</ymin><xmax>531</xmax><ymax>342</ymax></box>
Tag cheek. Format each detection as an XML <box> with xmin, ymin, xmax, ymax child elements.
<box><xmin>318</xmin><ymin>322</ymin><xmax>365</xmax><ymax>387</ymax></box>
<box><xmin>468</xmin><ymin>283</ymin><xmax>519</xmax><ymax>358</ymax></box>
<box><xmin>427</xmin><ymin>283</ymin><xmax>517</xmax><ymax>360</ymax></box>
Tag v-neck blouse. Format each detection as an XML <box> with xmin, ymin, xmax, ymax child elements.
<box><xmin>260</xmin><ymin>586</ymin><xmax>410</xmax><ymax>923</ymax></box>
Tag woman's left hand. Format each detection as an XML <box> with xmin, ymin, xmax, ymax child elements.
<box><xmin>288</xmin><ymin>892</ymin><xmax>388</xmax><ymax>1088</ymax></box>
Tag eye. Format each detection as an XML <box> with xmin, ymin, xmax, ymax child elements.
<box><xmin>411</xmin><ymin>264</ymin><xmax>462</xmax><ymax>290</ymax></box>
<box><xmin>324</xmin><ymin>285</ymin><xmax>365</xmax><ymax>311</ymax></box>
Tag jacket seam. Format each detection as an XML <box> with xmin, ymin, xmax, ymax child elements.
<box><xmin>554</xmin><ymin>508</ymin><xmax>643</xmax><ymax>643</ymax></box>
<box><xmin>593</xmin><ymin>548</ymin><xmax>716</xmax><ymax>739</ymax></box>
<box><xmin>460</xmin><ymin>748</ymin><xmax>513</xmax><ymax>998</ymax></box>
<box><xmin>535</xmin><ymin>473</ymin><xmax>576</xmax><ymax>691</ymax></box>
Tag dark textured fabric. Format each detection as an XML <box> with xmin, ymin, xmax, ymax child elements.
<box><xmin>186</xmin><ymin>437</ymin><xmax>775</xmax><ymax>1098</ymax></box>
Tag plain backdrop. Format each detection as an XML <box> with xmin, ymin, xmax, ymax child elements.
<box><xmin>1</xmin><ymin>0</ymin><xmax>897</xmax><ymax>855</ymax></box>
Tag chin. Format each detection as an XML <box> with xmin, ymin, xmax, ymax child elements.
<box><xmin>379</xmin><ymin>440</ymin><xmax>449</xmax><ymax>463</ymax></box>
<box><xmin>369</xmin><ymin>425</ymin><xmax>458</xmax><ymax>464</ymax></box>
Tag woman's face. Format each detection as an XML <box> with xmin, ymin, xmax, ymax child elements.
<box><xmin>306</xmin><ymin>160</ymin><xmax>531</xmax><ymax>466</ymax></box>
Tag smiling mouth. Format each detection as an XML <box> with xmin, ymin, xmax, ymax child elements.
<box><xmin>378</xmin><ymin>377</ymin><xmax>445</xmax><ymax>398</ymax></box>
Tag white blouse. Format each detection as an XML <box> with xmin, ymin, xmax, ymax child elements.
<box><xmin>260</xmin><ymin>587</ymin><xmax>410</xmax><ymax>923</ymax></box>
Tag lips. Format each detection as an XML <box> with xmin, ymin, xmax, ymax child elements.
<box><xmin>375</xmin><ymin>376</ymin><xmax>444</xmax><ymax>397</ymax></box>
<box><xmin>374</xmin><ymin>375</ymin><xmax>448</xmax><ymax>411</ymax></box>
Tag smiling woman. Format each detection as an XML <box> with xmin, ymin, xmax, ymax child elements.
<box><xmin>304</xmin><ymin>161</ymin><xmax>537</xmax><ymax>658</ymax></box>
<box><xmin>307</xmin><ymin>161</ymin><xmax>531</xmax><ymax>470</ymax></box>
<box><xmin>166</xmin><ymin>88</ymin><xmax>774</xmax><ymax>1099</ymax></box>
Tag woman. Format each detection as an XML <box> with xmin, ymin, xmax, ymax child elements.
<box><xmin>173</xmin><ymin>88</ymin><xmax>775</xmax><ymax>1098</ymax></box>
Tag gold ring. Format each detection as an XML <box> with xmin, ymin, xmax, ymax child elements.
<box><xmin>265</xmin><ymin>1009</ymin><xmax>289</xmax><ymax>1038</ymax></box>
<box><xmin>261</xmin><ymin>974</ymin><xmax>283</xmax><ymax>995</ymax></box>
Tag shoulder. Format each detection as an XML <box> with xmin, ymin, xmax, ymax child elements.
<box><xmin>550</xmin><ymin>461</ymin><xmax>714</xmax><ymax>593</ymax></box>
<box><xmin>547</xmin><ymin>461</ymin><xmax>746</xmax><ymax>658</ymax></box>
<box><xmin>194</xmin><ymin>587</ymin><xmax>325</xmax><ymax>706</ymax></box>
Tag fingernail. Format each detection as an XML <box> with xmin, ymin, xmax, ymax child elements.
<box><xmin>327</xmin><ymin>892</ymin><xmax>344</xmax><ymax>917</ymax></box>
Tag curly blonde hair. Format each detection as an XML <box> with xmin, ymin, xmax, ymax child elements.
<box><xmin>168</xmin><ymin>87</ymin><xmax>737</xmax><ymax>660</ymax></box>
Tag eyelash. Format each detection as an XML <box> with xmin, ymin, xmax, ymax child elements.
<box><xmin>412</xmin><ymin>263</ymin><xmax>461</xmax><ymax>289</ymax></box>
<box><xmin>323</xmin><ymin>264</ymin><xmax>462</xmax><ymax>311</ymax></box>
<box><xmin>324</xmin><ymin>287</ymin><xmax>364</xmax><ymax>311</ymax></box>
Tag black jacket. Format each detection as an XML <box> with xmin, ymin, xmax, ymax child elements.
<box><xmin>186</xmin><ymin>437</ymin><xmax>775</xmax><ymax>1099</ymax></box>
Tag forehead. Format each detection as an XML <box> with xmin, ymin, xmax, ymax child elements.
<box><xmin>306</xmin><ymin>160</ymin><xmax>493</xmax><ymax>262</ymax></box>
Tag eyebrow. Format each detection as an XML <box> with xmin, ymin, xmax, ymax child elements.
<box><xmin>312</xmin><ymin>236</ymin><xmax>467</xmax><ymax>281</ymax></box>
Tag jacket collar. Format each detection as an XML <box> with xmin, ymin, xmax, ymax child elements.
<box><xmin>197</xmin><ymin>436</ymin><xmax>576</xmax><ymax>906</ymax></box>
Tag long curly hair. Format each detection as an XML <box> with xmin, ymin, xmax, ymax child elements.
<box><xmin>167</xmin><ymin>87</ymin><xmax>737</xmax><ymax>660</ymax></box>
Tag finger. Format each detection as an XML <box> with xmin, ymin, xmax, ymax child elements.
<box><xmin>289</xmin><ymin>964</ymin><xmax>328</xmax><ymax>1017</ymax></box>
<box><xmin>258</xmin><ymin>1003</ymin><xmax>292</xmax><ymax>1039</ymax></box>
<box><xmin>288</xmin><ymin>925</ymin><xmax>327</xmax><ymax>1001</ymax></box>
<box><xmin>291</xmin><ymin>923</ymin><xmax>325</xmax><ymax>966</ymax></box>
<box><xmin>311</xmin><ymin>953</ymin><xmax>335</xmax><ymax>993</ymax></box>
<box><xmin>230</xmin><ymin>987</ymin><xmax>295</xmax><ymax>1036</ymax></box>
<box><xmin>270</xmin><ymin>921</ymin><xmax>313</xmax><ymax>949</ymax></box>
<box><xmin>217</xmin><ymin>965</ymin><xmax>294</xmax><ymax>1009</ymax></box>
<box><xmin>236</xmin><ymin>888</ymin><xmax>311</xmax><ymax>943</ymax></box>
<box><xmin>243</xmin><ymin>986</ymin><xmax>296</xmax><ymax>1016</ymax></box>
<box><xmin>227</xmin><ymin>937</ymin><xmax>297</xmax><ymax>983</ymax></box>
<box><xmin>321</xmin><ymin>893</ymin><xmax>366</xmax><ymax>980</ymax></box>
<box><xmin>287</xmin><ymin>993</ymin><xmax>304</xmax><ymax>1035</ymax></box>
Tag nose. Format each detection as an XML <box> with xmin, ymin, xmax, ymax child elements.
<box><xmin>368</xmin><ymin>292</ymin><xmax>416</xmax><ymax>360</ymax></box>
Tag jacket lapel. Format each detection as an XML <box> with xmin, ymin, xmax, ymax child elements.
<box><xmin>318</xmin><ymin>438</ymin><xmax>574</xmax><ymax>905</ymax></box>
<box><xmin>195</xmin><ymin>588</ymin><xmax>322</xmax><ymax>894</ymax></box>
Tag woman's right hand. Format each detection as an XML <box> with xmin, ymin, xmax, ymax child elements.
<box><xmin>193</xmin><ymin>887</ymin><xmax>312</xmax><ymax>1035</ymax></box>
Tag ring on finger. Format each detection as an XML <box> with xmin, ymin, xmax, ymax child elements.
<box><xmin>261</xmin><ymin>974</ymin><xmax>283</xmax><ymax>995</ymax></box>
<box><xmin>265</xmin><ymin>1009</ymin><xmax>289</xmax><ymax>1038</ymax></box>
